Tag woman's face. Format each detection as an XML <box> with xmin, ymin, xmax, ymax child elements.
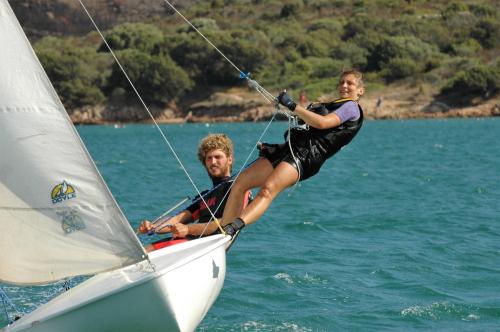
<box><xmin>338</xmin><ymin>74</ymin><xmax>364</xmax><ymax>100</ymax></box>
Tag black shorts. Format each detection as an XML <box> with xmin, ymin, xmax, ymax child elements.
<box><xmin>259</xmin><ymin>141</ymin><xmax>326</xmax><ymax>181</ymax></box>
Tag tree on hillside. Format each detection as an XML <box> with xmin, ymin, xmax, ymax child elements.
<box><xmin>107</xmin><ymin>49</ymin><xmax>193</xmax><ymax>105</ymax></box>
<box><xmin>35</xmin><ymin>36</ymin><xmax>107</xmax><ymax>108</ymax></box>
<box><xmin>440</xmin><ymin>61</ymin><xmax>499</xmax><ymax>103</ymax></box>
<box><xmin>367</xmin><ymin>35</ymin><xmax>440</xmax><ymax>81</ymax></box>
<box><xmin>166</xmin><ymin>29</ymin><xmax>271</xmax><ymax>86</ymax></box>
<box><xmin>99</xmin><ymin>23</ymin><xmax>164</xmax><ymax>53</ymax></box>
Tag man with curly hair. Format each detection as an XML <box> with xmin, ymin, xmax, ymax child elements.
<box><xmin>138</xmin><ymin>134</ymin><xmax>251</xmax><ymax>252</ymax></box>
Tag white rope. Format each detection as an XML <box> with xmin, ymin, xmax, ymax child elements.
<box><xmin>163</xmin><ymin>0</ymin><xmax>281</xmax><ymax>108</ymax></box>
<box><xmin>198</xmin><ymin>110</ymin><xmax>279</xmax><ymax>237</ymax></box>
<box><xmin>80</xmin><ymin>0</ymin><xmax>300</xmax><ymax>238</ymax></box>
<box><xmin>162</xmin><ymin>0</ymin><xmax>301</xmax><ymax>236</ymax></box>
<box><xmin>77</xmin><ymin>0</ymin><xmax>218</xmax><ymax>223</ymax></box>
<box><xmin>0</xmin><ymin>286</ymin><xmax>24</xmax><ymax>323</ymax></box>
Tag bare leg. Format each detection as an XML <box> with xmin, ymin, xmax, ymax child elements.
<box><xmin>240</xmin><ymin>161</ymin><xmax>299</xmax><ymax>225</ymax></box>
<box><xmin>222</xmin><ymin>158</ymin><xmax>274</xmax><ymax>224</ymax></box>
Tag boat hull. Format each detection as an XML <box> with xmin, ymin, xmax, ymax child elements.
<box><xmin>4</xmin><ymin>235</ymin><xmax>230</xmax><ymax>332</ymax></box>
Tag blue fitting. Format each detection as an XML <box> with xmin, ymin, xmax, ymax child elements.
<box><xmin>239</xmin><ymin>72</ymin><xmax>250</xmax><ymax>79</ymax></box>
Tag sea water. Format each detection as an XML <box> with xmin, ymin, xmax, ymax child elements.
<box><xmin>2</xmin><ymin>118</ymin><xmax>500</xmax><ymax>331</ymax></box>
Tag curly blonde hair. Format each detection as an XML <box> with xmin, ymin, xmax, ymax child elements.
<box><xmin>197</xmin><ymin>133</ymin><xmax>234</xmax><ymax>166</ymax></box>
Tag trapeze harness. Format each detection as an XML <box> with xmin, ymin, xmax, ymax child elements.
<box><xmin>261</xmin><ymin>99</ymin><xmax>364</xmax><ymax>181</ymax></box>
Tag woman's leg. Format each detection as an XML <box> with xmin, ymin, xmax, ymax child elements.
<box><xmin>239</xmin><ymin>161</ymin><xmax>299</xmax><ymax>225</ymax></box>
<box><xmin>222</xmin><ymin>158</ymin><xmax>274</xmax><ymax>224</ymax></box>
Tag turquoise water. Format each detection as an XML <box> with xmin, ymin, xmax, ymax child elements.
<box><xmin>2</xmin><ymin>118</ymin><xmax>500</xmax><ymax>331</ymax></box>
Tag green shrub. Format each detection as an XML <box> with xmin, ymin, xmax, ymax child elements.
<box><xmin>331</xmin><ymin>42</ymin><xmax>368</xmax><ymax>70</ymax></box>
<box><xmin>274</xmin><ymin>31</ymin><xmax>329</xmax><ymax>58</ymax></box>
<box><xmin>100</xmin><ymin>23</ymin><xmax>164</xmax><ymax>53</ymax></box>
<box><xmin>308</xmin><ymin>18</ymin><xmax>344</xmax><ymax>35</ymax></box>
<box><xmin>308</xmin><ymin>57</ymin><xmax>344</xmax><ymax>79</ymax></box>
<box><xmin>451</xmin><ymin>39</ymin><xmax>482</xmax><ymax>56</ymax></box>
<box><xmin>303</xmin><ymin>77</ymin><xmax>339</xmax><ymax>100</ymax></box>
<box><xmin>167</xmin><ymin>29</ymin><xmax>271</xmax><ymax>86</ymax></box>
<box><xmin>280</xmin><ymin>0</ymin><xmax>304</xmax><ymax>18</ymax></box>
<box><xmin>176</xmin><ymin>18</ymin><xmax>220</xmax><ymax>33</ymax></box>
<box><xmin>441</xmin><ymin>2</ymin><xmax>468</xmax><ymax>21</ymax></box>
<box><xmin>35</xmin><ymin>37</ymin><xmax>107</xmax><ymax>108</ymax></box>
<box><xmin>468</xmin><ymin>4</ymin><xmax>496</xmax><ymax>17</ymax></box>
<box><xmin>381</xmin><ymin>58</ymin><xmax>419</xmax><ymax>82</ymax></box>
<box><xmin>108</xmin><ymin>49</ymin><xmax>193</xmax><ymax>104</ymax></box>
<box><xmin>368</xmin><ymin>35</ymin><xmax>439</xmax><ymax>78</ymax></box>
<box><xmin>440</xmin><ymin>62</ymin><xmax>499</xmax><ymax>99</ymax></box>
<box><xmin>471</xmin><ymin>18</ymin><xmax>500</xmax><ymax>49</ymax></box>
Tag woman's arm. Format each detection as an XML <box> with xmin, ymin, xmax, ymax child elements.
<box><xmin>294</xmin><ymin>104</ymin><xmax>342</xmax><ymax>130</ymax></box>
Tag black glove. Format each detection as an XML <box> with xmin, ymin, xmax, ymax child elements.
<box><xmin>222</xmin><ymin>218</ymin><xmax>245</xmax><ymax>237</ymax></box>
<box><xmin>277</xmin><ymin>91</ymin><xmax>297</xmax><ymax>111</ymax></box>
<box><xmin>258</xmin><ymin>142</ymin><xmax>280</xmax><ymax>158</ymax></box>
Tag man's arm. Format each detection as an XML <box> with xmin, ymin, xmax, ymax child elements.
<box><xmin>174</xmin><ymin>189</ymin><xmax>252</xmax><ymax>238</ymax></box>
<box><xmin>137</xmin><ymin>210</ymin><xmax>193</xmax><ymax>234</ymax></box>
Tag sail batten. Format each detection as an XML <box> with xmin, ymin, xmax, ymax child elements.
<box><xmin>0</xmin><ymin>0</ymin><xmax>145</xmax><ymax>285</ymax></box>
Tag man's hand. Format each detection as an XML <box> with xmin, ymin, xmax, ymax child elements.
<box><xmin>277</xmin><ymin>90</ymin><xmax>297</xmax><ymax>111</ymax></box>
<box><xmin>137</xmin><ymin>220</ymin><xmax>154</xmax><ymax>234</ymax></box>
<box><xmin>171</xmin><ymin>223</ymin><xmax>189</xmax><ymax>238</ymax></box>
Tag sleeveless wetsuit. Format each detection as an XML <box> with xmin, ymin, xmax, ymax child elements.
<box><xmin>261</xmin><ymin>99</ymin><xmax>363</xmax><ymax>181</ymax></box>
<box><xmin>151</xmin><ymin>177</ymin><xmax>251</xmax><ymax>250</ymax></box>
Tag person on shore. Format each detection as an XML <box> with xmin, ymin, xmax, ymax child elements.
<box><xmin>215</xmin><ymin>69</ymin><xmax>365</xmax><ymax>233</ymax></box>
<box><xmin>137</xmin><ymin>134</ymin><xmax>251</xmax><ymax>252</ymax></box>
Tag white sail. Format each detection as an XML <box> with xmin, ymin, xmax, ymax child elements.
<box><xmin>0</xmin><ymin>0</ymin><xmax>145</xmax><ymax>285</ymax></box>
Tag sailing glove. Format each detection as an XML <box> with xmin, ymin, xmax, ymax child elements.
<box><xmin>223</xmin><ymin>218</ymin><xmax>245</xmax><ymax>237</ymax></box>
<box><xmin>277</xmin><ymin>91</ymin><xmax>297</xmax><ymax>111</ymax></box>
<box><xmin>258</xmin><ymin>142</ymin><xmax>279</xmax><ymax>159</ymax></box>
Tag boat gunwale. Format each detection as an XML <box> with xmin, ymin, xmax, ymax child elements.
<box><xmin>4</xmin><ymin>234</ymin><xmax>230</xmax><ymax>331</ymax></box>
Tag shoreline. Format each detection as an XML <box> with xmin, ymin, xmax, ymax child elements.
<box><xmin>70</xmin><ymin>96</ymin><xmax>500</xmax><ymax>125</ymax></box>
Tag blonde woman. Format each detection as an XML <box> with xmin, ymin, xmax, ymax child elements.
<box><xmin>220</xmin><ymin>70</ymin><xmax>365</xmax><ymax>234</ymax></box>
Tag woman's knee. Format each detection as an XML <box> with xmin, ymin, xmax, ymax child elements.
<box><xmin>258</xmin><ymin>182</ymin><xmax>276</xmax><ymax>200</ymax></box>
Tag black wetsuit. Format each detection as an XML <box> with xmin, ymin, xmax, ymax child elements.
<box><xmin>151</xmin><ymin>177</ymin><xmax>251</xmax><ymax>249</ymax></box>
<box><xmin>185</xmin><ymin>176</ymin><xmax>234</xmax><ymax>223</ymax></box>
<box><xmin>261</xmin><ymin>99</ymin><xmax>364</xmax><ymax>181</ymax></box>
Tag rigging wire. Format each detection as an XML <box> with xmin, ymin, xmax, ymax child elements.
<box><xmin>161</xmin><ymin>0</ymin><xmax>302</xmax><ymax>237</ymax></box>
<box><xmin>0</xmin><ymin>286</ymin><xmax>23</xmax><ymax>324</ymax></box>
<box><xmin>160</xmin><ymin>1</ymin><xmax>302</xmax><ymax>236</ymax></box>
<box><xmin>162</xmin><ymin>0</ymin><xmax>277</xmax><ymax>104</ymax></box>
<box><xmin>79</xmin><ymin>0</ymin><xmax>299</xmax><ymax>238</ymax></box>
<box><xmin>77</xmin><ymin>0</ymin><xmax>222</xmax><ymax>231</ymax></box>
<box><xmin>199</xmin><ymin>111</ymin><xmax>279</xmax><ymax>237</ymax></box>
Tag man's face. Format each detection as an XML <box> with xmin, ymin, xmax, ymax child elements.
<box><xmin>204</xmin><ymin>149</ymin><xmax>232</xmax><ymax>179</ymax></box>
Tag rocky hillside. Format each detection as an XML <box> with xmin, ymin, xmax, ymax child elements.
<box><xmin>11</xmin><ymin>0</ymin><xmax>194</xmax><ymax>39</ymax></box>
<box><xmin>11</xmin><ymin>0</ymin><xmax>500</xmax><ymax>124</ymax></box>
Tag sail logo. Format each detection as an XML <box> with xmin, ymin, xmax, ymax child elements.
<box><xmin>57</xmin><ymin>208</ymin><xmax>86</xmax><ymax>234</ymax></box>
<box><xmin>51</xmin><ymin>181</ymin><xmax>76</xmax><ymax>204</ymax></box>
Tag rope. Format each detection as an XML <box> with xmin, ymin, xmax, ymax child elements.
<box><xmin>146</xmin><ymin>196</ymin><xmax>190</xmax><ymax>234</ymax></box>
<box><xmin>77</xmin><ymin>0</ymin><xmax>219</xmax><ymax>224</ymax></box>
<box><xmin>162</xmin><ymin>0</ymin><xmax>287</xmax><ymax>111</ymax></box>
<box><xmin>80</xmin><ymin>0</ymin><xmax>299</xmax><ymax>238</ymax></box>
<box><xmin>161</xmin><ymin>0</ymin><xmax>300</xmax><ymax>237</ymax></box>
<box><xmin>198</xmin><ymin>111</ymin><xmax>279</xmax><ymax>237</ymax></box>
<box><xmin>0</xmin><ymin>286</ymin><xmax>23</xmax><ymax>324</ymax></box>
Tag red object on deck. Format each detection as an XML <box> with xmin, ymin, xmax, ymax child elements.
<box><xmin>152</xmin><ymin>238</ymin><xmax>188</xmax><ymax>250</ymax></box>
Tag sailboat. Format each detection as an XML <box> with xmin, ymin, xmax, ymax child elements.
<box><xmin>0</xmin><ymin>0</ymin><xmax>231</xmax><ymax>331</ymax></box>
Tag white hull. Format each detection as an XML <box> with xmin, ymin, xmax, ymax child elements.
<box><xmin>3</xmin><ymin>235</ymin><xmax>230</xmax><ymax>332</ymax></box>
